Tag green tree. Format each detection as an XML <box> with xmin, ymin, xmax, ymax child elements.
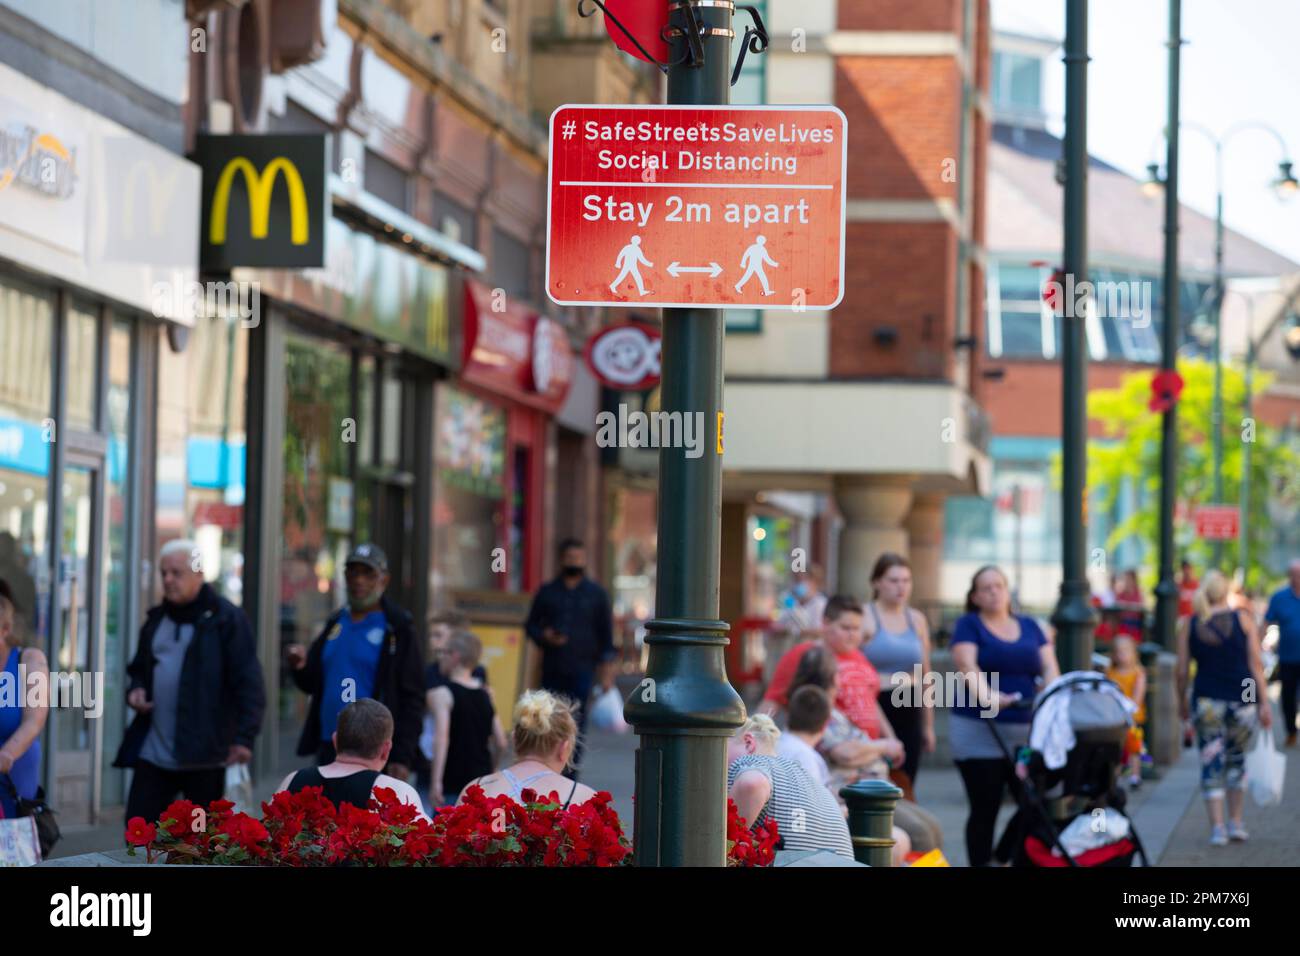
<box><xmin>1083</xmin><ymin>358</ymin><xmax>1300</xmax><ymax>591</ymax></box>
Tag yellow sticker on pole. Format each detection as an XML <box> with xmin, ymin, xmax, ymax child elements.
<box><xmin>717</xmin><ymin>411</ymin><xmax>724</xmax><ymax>455</ymax></box>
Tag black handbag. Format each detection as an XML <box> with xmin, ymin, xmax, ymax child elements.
<box><xmin>2</xmin><ymin>774</ymin><xmax>60</xmax><ymax>858</ymax></box>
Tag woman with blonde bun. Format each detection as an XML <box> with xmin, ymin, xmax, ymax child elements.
<box><xmin>456</xmin><ymin>690</ymin><xmax>596</xmax><ymax>808</ymax></box>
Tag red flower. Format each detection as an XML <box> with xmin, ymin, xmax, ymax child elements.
<box><xmin>1149</xmin><ymin>368</ymin><xmax>1184</xmax><ymax>413</ymax></box>
<box><xmin>159</xmin><ymin>799</ymin><xmax>199</xmax><ymax>839</ymax></box>
<box><xmin>125</xmin><ymin>817</ymin><xmax>157</xmax><ymax>846</ymax></box>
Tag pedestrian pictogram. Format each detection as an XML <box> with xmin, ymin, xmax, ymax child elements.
<box><xmin>735</xmin><ymin>235</ymin><xmax>777</xmax><ymax>295</ymax></box>
<box><xmin>610</xmin><ymin>235</ymin><xmax>654</xmax><ymax>296</ymax></box>
<box><xmin>546</xmin><ymin>104</ymin><xmax>847</xmax><ymax>310</ymax></box>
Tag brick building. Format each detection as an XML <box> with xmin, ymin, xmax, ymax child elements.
<box><xmin>720</xmin><ymin>0</ymin><xmax>992</xmax><ymax>640</ymax></box>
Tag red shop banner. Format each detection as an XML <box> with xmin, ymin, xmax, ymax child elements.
<box><xmin>462</xmin><ymin>279</ymin><xmax>574</xmax><ymax>414</ymax></box>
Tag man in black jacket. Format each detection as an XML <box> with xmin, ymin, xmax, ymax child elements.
<box><xmin>116</xmin><ymin>540</ymin><xmax>265</xmax><ymax>825</ymax></box>
<box><xmin>284</xmin><ymin>543</ymin><xmax>424</xmax><ymax>780</ymax></box>
<box><xmin>524</xmin><ymin>538</ymin><xmax>616</xmax><ymax>777</ymax></box>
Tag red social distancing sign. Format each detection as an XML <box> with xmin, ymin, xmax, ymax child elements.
<box><xmin>546</xmin><ymin>104</ymin><xmax>847</xmax><ymax>310</ymax></box>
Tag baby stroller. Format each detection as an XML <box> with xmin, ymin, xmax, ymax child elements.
<box><xmin>986</xmin><ymin>672</ymin><xmax>1149</xmax><ymax>867</ymax></box>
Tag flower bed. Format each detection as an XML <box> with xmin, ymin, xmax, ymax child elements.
<box><xmin>126</xmin><ymin>787</ymin><xmax>777</xmax><ymax>867</ymax></box>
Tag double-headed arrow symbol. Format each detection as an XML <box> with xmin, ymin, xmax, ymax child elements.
<box><xmin>667</xmin><ymin>261</ymin><xmax>722</xmax><ymax>279</ymax></box>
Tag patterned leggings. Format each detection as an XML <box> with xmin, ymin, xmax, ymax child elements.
<box><xmin>1192</xmin><ymin>697</ymin><xmax>1256</xmax><ymax>797</ymax></box>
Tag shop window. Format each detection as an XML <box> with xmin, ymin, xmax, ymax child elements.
<box><xmin>156</xmin><ymin>314</ymin><xmax>248</xmax><ymax>604</ymax></box>
<box><xmin>101</xmin><ymin>318</ymin><xmax>132</xmax><ymax>805</ymax></box>
<box><xmin>65</xmin><ymin>304</ymin><xmax>99</xmax><ymax>431</ymax></box>
<box><xmin>431</xmin><ymin>384</ymin><xmax>507</xmax><ymax>605</ymax></box>
<box><xmin>0</xmin><ymin>276</ymin><xmax>54</xmax><ymax>648</ymax></box>
<box><xmin>280</xmin><ymin>331</ymin><xmax>354</xmax><ymax>659</ymax></box>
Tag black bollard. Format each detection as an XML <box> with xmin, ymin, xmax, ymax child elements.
<box><xmin>840</xmin><ymin>779</ymin><xmax>903</xmax><ymax>867</ymax></box>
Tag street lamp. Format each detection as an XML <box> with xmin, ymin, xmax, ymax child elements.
<box><xmin>1145</xmin><ymin>120</ymin><xmax>1298</xmax><ymax>570</ymax></box>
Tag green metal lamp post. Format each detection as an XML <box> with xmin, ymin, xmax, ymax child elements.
<box><xmin>624</xmin><ymin>0</ymin><xmax>747</xmax><ymax>867</ymax></box>
<box><xmin>1152</xmin><ymin>0</ymin><xmax>1182</xmax><ymax>653</ymax></box>
<box><xmin>1050</xmin><ymin>0</ymin><xmax>1098</xmax><ymax>674</ymax></box>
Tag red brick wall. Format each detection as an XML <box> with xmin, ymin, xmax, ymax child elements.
<box><xmin>831</xmin><ymin>222</ymin><xmax>956</xmax><ymax>379</ymax></box>
<box><xmin>837</xmin><ymin>0</ymin><xmax>962</xmax><ymax>34</ymax></box>
<box><xmin>979</xmin><ymin>361</ymin><xmax>1140</xmax><ymax>438</ymax></box>
<box><xmin>837</xmin><ymin>58</ymin><xmax>961</xmax><ymax>201</ymax></box>
<box><xmin>1253</xmin><ymin>392</ymin><xmax>1300</xmax><ymax>431</ymax></box>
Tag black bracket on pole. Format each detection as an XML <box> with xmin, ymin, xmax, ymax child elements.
<box><xmin>661</xmin><ymin>1</ymin><xmax>707</xmax><ymax>69</ymax></box>
<box><xmin>730</xmin><ymin>5</ymin><xmax>769</xmax><ymax>86</ymax></box>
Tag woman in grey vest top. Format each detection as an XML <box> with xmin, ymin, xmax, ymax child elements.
<box><xmin>862</xmin><ymin>553</ymin><xmax>933</xmax><ymax>788</ymax></box>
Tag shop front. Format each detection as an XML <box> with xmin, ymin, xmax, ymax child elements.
<box><xmin>437</xmin><ymin>278</ymin><xmax>573</xmax><ymax>710</ymax></box>
<box><xmin>0</xmin><ymin>61</ymin><xmax>201</xmax><ymax>824</ymax></box>
<box><xmin>240</xmin><ymin>212</ymin><xmax>460</xmax><ymax>767</ymax></box>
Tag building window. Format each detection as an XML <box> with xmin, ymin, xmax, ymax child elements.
<box><xmin>987</xmin><ymin>260</ymin><xmax>1161</xmax><ymax>362</ymax></box>
<box><xmin>725</xmin><ymin>309</ymin><xmax>762</xmax><ymax>333</ymax></box>
<box><xmin>434</xmin><ymin>191</ymin><xmax>477</xmax><ymax>249</ymax></box>
<box><xmin>364</xmin><ymin>148</ymin><xmax>410</xmax><ymax>213</ymax></box>
<box><xmin>492</xmin><ymin>226</ymin><xmax>533</xmax><ymax>302</ymax></box>
<box><xmin>992</xmin><ymin>51</ymin><xmax>1042</xmax><ymax>114</ymax></box>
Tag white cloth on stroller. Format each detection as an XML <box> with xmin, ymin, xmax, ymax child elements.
<box><xmin>1055</xmin><ymin>807</ymin><xmax>1131</xmax><ymax>859</ymax></box>
<box><xmin>1030</xmin><ymin>672</ymin><xmax>1135</xmax><ymax>770</ymax></box>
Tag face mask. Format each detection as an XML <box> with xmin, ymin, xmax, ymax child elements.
<box><xmin>562</xmin><ymin>565</ymin><xmax>585</xmax><ymax>578</ymax></box>
<box><xmin>793</xmin><ymin>583</ymin><xmax>809</xmax><ymax>598</ymax></box>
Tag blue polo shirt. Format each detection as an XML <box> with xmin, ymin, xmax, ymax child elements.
<box><xmin>1265</xmin><ymin>587</ymin><xmax>1300</xmax><ymax>663</ymax></box>
<box><xmin>319</xmin><ymin>610</ymin><xmax>386</xmax><ymax>741</ymax></box>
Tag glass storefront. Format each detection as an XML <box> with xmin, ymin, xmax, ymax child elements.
<box><xmin>0</xmin><ymin>271</ymin><xmax>153</xmax><ymax>821</ymax></box>
<box><xmin>280</xmin><ymin>329</ymin><xmax>354</xmax><ymax>669</ymax></box>
<box><xmin>0</xmin><ymin>277</ymin><xmax>53</xmax><ymax>650</ymax></box>
<box><xmin>431</xmin><ymin>383</ymin><xmax>507</xmax><ymax>608</ymax></box>
<box><xmin>156</xmin><ymin>315</ymin><xmax>249</xmax><ymax>603</ymax></box>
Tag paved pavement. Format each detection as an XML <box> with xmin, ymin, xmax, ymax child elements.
<box><xmin>1154</xmin><ymin>694</ymin><xmax>1298</xmax><ymax>866</ymax></box>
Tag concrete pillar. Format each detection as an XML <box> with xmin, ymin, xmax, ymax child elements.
<box><xmin>905</xmin><ymin>492</ymin><xmax>945</xmax><ymax>626</ymax></box>
<box><xmin>833</xmin><ymin>475</ymin><xmax>914</xmax><ymax>598</ymax></box>
<box><xmin>1148</xmin><ymin>651</ymin><xmax>1182</xmax><ymax>766</ymax></box>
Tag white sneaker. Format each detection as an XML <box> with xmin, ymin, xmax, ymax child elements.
<box><xmin>1209</xmin><ymin>825</ymin><xmax>1228</xmax><ymax>846</ymax></box>
<box><xmin>1227</xmin><ymin>822</ymin><xmax>1249</xmax><ymax>842</ymax></box>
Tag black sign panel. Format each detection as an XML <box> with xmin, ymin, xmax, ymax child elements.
<box><xmin>196</xmin><ymin>134</ymin><xmax>328</xmax><ymax>269</ymax></box>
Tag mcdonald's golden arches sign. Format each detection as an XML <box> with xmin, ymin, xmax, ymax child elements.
<box><xmin>196</xmin><ymin>134</ymin><xmax>327</xmax><ymax>269</ymax></box>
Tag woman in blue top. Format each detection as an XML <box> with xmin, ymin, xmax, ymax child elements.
<box><xmin>0</xmin><ymin>580</ymin><xmax>49</xmax><ymax>820</ymax></box>
<box><xmin>1176</xmin><ymin>570</ymin><xmax>1272</xmax><ymax>846</ymax></box>
<box><xmin>950</xmin><ymin>565</ymin><xmax>1059</xmax><ymax>866</ymax></box>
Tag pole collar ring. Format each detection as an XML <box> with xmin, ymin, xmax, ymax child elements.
<box><xmin>665</xmin><ymin>25</ymin><xmax>736</xmax><ymax>39</ymax></box>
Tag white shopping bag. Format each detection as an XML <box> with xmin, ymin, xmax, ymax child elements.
<box><xmin>0</xmin><ymin>816</ymin><xmax>41</xmax><ymax>866</ymax></box>
<box><xmin>1245</xmin><ymin>731</ymin><xmax>1286</xmax><ymax>808</ymax></box>
<box><xmin>224</xmin><ymin>762</ymin><xmax>255</xmax><ymax>814</ymax></box>
<box><xmin>589</xmin><ymin>686</ymin><xmax>629</xmax><ymax>734</ymax></box>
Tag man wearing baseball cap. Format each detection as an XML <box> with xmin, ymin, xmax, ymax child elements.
<box><xmin>285</xmin><ymin>543</ymin><xmax>424</xmax><ymax>779</ymax></box>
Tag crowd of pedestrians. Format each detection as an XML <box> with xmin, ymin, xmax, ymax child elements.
<box><xmin>4</xmin><ymin>520</ymin><xmax>1299</xmax><ymax>868</ymax></box>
